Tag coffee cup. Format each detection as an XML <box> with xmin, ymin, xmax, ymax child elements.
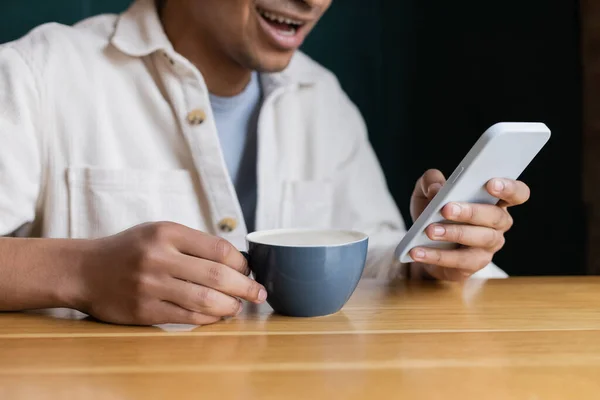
<box><xmin>243</xmin><ymin>229</ymin><xmax>369</xmax><ymax>317</ymax></box>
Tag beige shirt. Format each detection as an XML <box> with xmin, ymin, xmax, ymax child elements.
<box><xmin>0</xmin><ymin>0</ymin><xmax>506</xmax><ymax>279</ymax></box>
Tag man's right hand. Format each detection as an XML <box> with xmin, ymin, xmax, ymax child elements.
<box><xmin>74</xmin><ymin>222</ymin><xmax>266</xmax><ymax>326</ymax></box>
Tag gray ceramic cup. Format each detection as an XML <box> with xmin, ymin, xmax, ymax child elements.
<box><xmin>244</xmin><ymin>229</ymin><xmax>369</xmax><ymax>318</ymax></box>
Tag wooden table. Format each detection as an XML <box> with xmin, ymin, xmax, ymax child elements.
<box><xmin>1</xmin><ymin>277</ymin><xmax>600</xmax><ymax>399</ymax></box>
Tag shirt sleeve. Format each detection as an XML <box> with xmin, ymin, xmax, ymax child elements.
<box><xmin>0</xmin><ymin>45</ymin><xmax>42</xmax><ymax>235</ymax></box>
<box><xmin>329</xmin><ymin>85</ymin><xmax>407</xmax><ymax>280</ymax></box>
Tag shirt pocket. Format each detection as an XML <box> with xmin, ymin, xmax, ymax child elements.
<box><xmin>66</xmin><ymin>167</ymin><xmax>204</xmax><ymax>239</ymax></box>
<box><xmin>280</xmin><ymin>180</ymin><xmax>334</xmax><ymax>229</ymax></box>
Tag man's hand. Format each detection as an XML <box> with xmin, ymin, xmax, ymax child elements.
<box><xmin>408</xmin><ymin>169</ymin><xmax>530</xmax><ymax>281</ymax></box>
<box><xmin>75</xmin><ymin>222</ymin><xmax>267</xmax><ymax>326</ymax></box>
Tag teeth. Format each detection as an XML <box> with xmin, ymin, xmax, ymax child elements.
<box><xmin>279</xmin><ymin>27</ymin><xmax>297</xmax><ymax>36</ymax></box>
<box><xmin>258</xmin><ymin>8</ymin><xmax>304</xmax><ymax>26</ymax></box>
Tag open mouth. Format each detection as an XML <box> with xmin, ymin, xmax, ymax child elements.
<box><xmin>256</xmin><ymin>7</ymin><xmax>306</xmax><ymax>37</ymax></box>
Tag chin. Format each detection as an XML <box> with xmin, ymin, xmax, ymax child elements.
<box><xmin>258</xmin><ymin>60</ymin><xmax>293</xmax><ymax>73</ymax></box>
<box><xmin>243</xmin><ymin>50</ymin><xmax>296</xmax><ymax>74</ymax></box>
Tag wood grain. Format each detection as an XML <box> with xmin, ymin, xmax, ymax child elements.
<box><xmin>1</xmin><ymin>330</ymin><xmax>600</xmax><ymax>374</ymax></box>
<box><xmin>2</xmin><ymin>369</ymin><xmax>599</xmax><ymax>400</ymax></box>
<box><xmin>1</xmin><ymin>277</ymin><xmax>599</xmax><ymax>399</ymax></box>
<box><xmin>2</xmin><ymin>277</ymin><xmax>600</xmax><ymax>337</ymax></box>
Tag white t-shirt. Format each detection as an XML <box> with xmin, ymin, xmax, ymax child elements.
<box><xmin>208</xmin><ymin>71</ymin><xmax>261</xmax><ymax>233</ymax></box>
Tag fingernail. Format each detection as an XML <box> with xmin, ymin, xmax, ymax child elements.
<box><xmin>461</xmin><ymin>270</ymin><xmax>472</xmax><ymax>279</ymax></box>
<box><xmin>450</xmin><ymin>203</ymin><xmax>462</xmax><ymax>217</ymax></box>
<box><xmin>258</xmin><ymin>288</ymin><xmax>267</xmax><ymax>302</ymax></box>
<box><xmin>493</xmin><ymin>179</ymin><xmax>505</xmax><ymax>192</ymax></box>
<box><xmin>236</xmin><ymin>302</ymin><xmax>243</xmax><ymax>316</ymax></box>
<box><xmin>428</xmin><ymin>183</ymin><xmax>442</xmax><ymax>197</ymax></box>
<box><xmin>433</xmin><ymin>226</ymin><xmax>446</xmax><ymax>237</ymax></box>
<box><xmin>414</xmin><ymin>249</ymin><xmax>426</xmax><ymax>260</ymax></box>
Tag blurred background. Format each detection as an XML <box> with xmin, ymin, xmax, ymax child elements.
<box><xmin>0</xmin><ymin>0</ymin><xmax>590</xmax><ymax>276</ymax></box>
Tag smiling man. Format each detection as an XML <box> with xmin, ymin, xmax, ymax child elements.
<box><xmin>0</xmin><ymin>0</ymin><xmax>530</xmax><ymax>325</ymax></box>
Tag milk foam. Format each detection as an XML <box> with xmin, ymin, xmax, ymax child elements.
<box><xmin>248</xmin><ymin>230</ymin><xmax>367</xmax><ymax>247</ymax></box>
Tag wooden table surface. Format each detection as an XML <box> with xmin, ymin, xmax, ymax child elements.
<box><xmin>1</xmin><ymin>277</ymin><xmax>600</xmax><ymax>399</ymax></box>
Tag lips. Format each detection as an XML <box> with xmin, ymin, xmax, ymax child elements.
<box><xmin>256</xmin><ymin>6</ymin><xmax>309</xmax><ymax>50</ymax></box>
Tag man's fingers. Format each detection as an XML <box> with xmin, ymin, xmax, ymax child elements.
<box><xmin>414</xmin><ymin>169</ymin><xmax>446</xmax><ymax>198</ymax></box>
<box><xmin>171</xmin><ymin>254</ymin><xmax>266</xmax><ymax>304</ymax></box>
<box><xmin>486</xmin><ymin>178</ymin><xmax>531</xmax><ymax>207</ymax></box>
<box><xmin>427</xmin><ymin>183</ymin><xmax>443</xmax><ymax>199</ymax></box>
<box><xmin>422</xmin><ymin>264</ymin><xmax>474</xmax><ymax>282</ymax></box>
<box><xmin>409</xmin><ymin>246</ymin><xmax>492</xmax><ymax>272</ymax></box>
<box><xmin>422</xmin><ymin>169</ymin><xmax>446</xmax><ymax>188</ymax></box>
<box><xmin>441</xmin><ymin>202</ymin><xmax>513</xmax><ymax>232</ymax></box>
<box><xmin>157</xmin><ymin>301</ymin><xmax>221</xmax><ymax>326</ymax></box>
<box><xmin>425</xmin><ymin>224</ymin><xmax>506</xmax><ymax>251</ymax></box>
<box><xmin>166</xmin><ymin>223</ymin><xmax>248</xmax><ymax>274</ymax></box>
<box><xmin>162</xmin><ymin>278</ymin><xmax>244</xmax><ymax>318</ymax></box>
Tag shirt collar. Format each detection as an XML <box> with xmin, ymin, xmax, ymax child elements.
<box><xmin>110</xmin><ymin>0</ymin><xmax>318</xmax><ymax>89</ymax></box>
<box><xmin>110</xmin><ymin>0</ymin><xmax>173</xmax><ymax>57</ymax></box>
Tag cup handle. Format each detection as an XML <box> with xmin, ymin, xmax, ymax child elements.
<box><xmin>241</xmin><ymin>251</ymin><xmax>250</xmax><ymax>261</ymax></box>
<box><xmin>241</xmin><ymin>251</ymin><xmax>251</xmax><ymax>267</ymax></box>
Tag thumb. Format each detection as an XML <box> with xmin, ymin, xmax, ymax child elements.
<box><xmin>418</xmin><ymin>169</ymin><xmax>446</xmax><ymax>198</ymax></box>
<box><xmin>426</xmin><ymin>182</ymin><xmax>443</xmax><ymax>199</ymax></box>
<box><xmin>411</xmin><ymin>169</ymin><xmax>446</xmax><ymax>221</ymax></box>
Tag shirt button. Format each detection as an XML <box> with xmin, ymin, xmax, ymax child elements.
<box><xmin>187</xmin><ymin>109</ymin><xmax>206</xmax><ymax>126</ymax></box>
<box><xmin>218</xmin><ymin>217</ymin><xmax>238</xmax><ymax>233</ymax></box>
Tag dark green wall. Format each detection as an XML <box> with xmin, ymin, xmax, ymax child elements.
<box><xmin>0</xmin><ymin>0</ymin><xmax>127</xmax><ymax>39</ymax></box>
<box><xmin>0</xmin><ymin>0</ymin><xmax>585</xmax><ymax>276</ymax></box>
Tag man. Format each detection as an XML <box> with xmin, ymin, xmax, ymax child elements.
<box><xmin>0</xmin><ymin>0</ymin><xmax>529</xmax><ymax>326</ymax></box>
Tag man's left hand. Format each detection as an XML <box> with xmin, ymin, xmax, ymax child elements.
<box><xmin>408</xmin><ymin>169</ymin><xmax>530</xmax><ymax>281</ymax></box>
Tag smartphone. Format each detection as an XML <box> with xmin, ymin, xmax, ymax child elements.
<box><xmin>395</xmin><ymin>122</ymin><xmax>551</xmax><ymax>263</ymax></box>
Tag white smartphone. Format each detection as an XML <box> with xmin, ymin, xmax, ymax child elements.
<box><xmin>395</xmin><ymin>122</ymin><xmax>551</xmax><ymax>263</ymax></box>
